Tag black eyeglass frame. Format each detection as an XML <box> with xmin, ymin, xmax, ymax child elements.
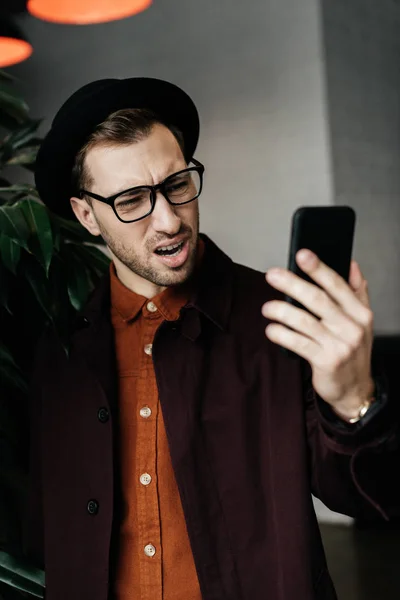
<box><xmin>79</xmin><ymin>158</ymin><xmax>205</xmax><ymax>223</ymax></box>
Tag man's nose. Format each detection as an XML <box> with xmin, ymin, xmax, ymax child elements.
<box><xmin>151</xmin><ymin>192</ymin><xmax>182</xmax><ymax>234</ymax></box>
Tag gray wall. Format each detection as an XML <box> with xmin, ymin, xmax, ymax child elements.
<box><xmin>321</xmin><ymin>0</ymin><xmax>400</xmax><ymax>334</ymax></box>
<box><xmin>12</xmin><ymin>0</ymin><xmax>333</xmax><ymax>274</ymax></box>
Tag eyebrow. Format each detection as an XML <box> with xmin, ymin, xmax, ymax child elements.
<box><xmin>110</xmin><ymin>164</ymin><xmax>187</xmax><ymax>196</ymax></box>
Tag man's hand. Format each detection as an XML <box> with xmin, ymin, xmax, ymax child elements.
<box><xmin>261</xmin><ymin>249</ymin><xmax>375</xmax><ymax>421</ymax></box>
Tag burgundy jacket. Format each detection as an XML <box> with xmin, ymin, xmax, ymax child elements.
<box><xmin>26</xmin><ymin>235</ymin><xmax>400</xmax><ymax>600</ymax></box>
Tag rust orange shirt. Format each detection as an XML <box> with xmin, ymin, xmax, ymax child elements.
<box><xmin>110</xmin><ymin>252</ymin><xmax>203</xmax><ymax>600</ymax></box>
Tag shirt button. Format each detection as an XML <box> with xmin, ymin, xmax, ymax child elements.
<box><xmin>140</xmin><ymin>406</ymin><xmax>152</xmax><ymax>419</ymax></box>
<box><xmin>140</xmin><ymin>473</ymin><xmax>152</xmax><ymax>486</ymax></box>
<box><xmin>144</xmin><ymin>544</ymin><xmax>156</xmax><ymax>557</ymax></box>
<box><xmin>144</xmin><ymin>343</ymin><xmax>153</xmax><ymax>356</ymax></box>
<box><xmin>147</xmin><ymin>301</ymin><xmax>158</xmax><ymax>313</ymax></box>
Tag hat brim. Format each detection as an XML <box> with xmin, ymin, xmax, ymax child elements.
<box><xmin>35</xmin><ymin>77</ymin><xmax>200</xmax><ymax>220</ymax></box>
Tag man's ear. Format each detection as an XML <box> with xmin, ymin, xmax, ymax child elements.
<box><xmin>70</xmin><ymin>197</ymin><xmax>101</xmax><ymax>236</ymax></box>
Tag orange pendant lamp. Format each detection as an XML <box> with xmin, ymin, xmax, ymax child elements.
<box><xmin>27</xmin><ymin>0</ymin><xmax>152</xmax><ymax>25</ymax></box>
<box><xmin>0</xmin><ymin>18</ymin><xmax>32</xmax><ymax>68</ymax></box>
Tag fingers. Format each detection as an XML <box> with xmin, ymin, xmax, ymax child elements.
<box><xmin>266</xmin><ymin>250</ymin><xmax>373</xmax><ymax>330</ymax></box>
<box><xmin>261</xmin><ymin>299</ymin><xmax>364</xmax><ymax>349</ymax></box>
<box><xmin>264</xmin><ymin>321</ymin><xmax>327</xmax><ymax>364</ymax></box>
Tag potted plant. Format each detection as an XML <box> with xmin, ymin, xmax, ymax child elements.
<box><xmin>0</xmin><ymin>71</ymin><xmax>110</xmax><ymax>598</ymax></box>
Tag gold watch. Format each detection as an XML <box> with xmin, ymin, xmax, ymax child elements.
<box><xmin>348</xmin><ymin>396</ymin><xmax>376</xmax><ymax>424</ymax></box>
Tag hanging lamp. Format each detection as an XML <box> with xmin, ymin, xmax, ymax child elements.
<box><xmin>27</xmin><ymin>0</ymin><xmax>152</xmax><ymax>25</ymax></box>
<box><xmin>0</xmin><ymin>17</ymin><xmax>32</xmax><ymax>68</ymax></box>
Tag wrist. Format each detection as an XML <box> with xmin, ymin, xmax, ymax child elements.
<box><xmin>331</xmin><ymin>398</ymin><xmax>375</xmax><ymax>423</ymax></box>
<box><xmin>330</xmin><ymin>378</ymin><xmax>376</xmax><ymax>424</ymax></box>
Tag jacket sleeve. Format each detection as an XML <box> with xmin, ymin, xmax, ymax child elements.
<box><xmin>302</xmin><ymin>358</ymin><xmax>400</xmax><ymax>521</ymax></box>
<box><xmin>23</xmin><ymin>333</ymin><xmax>46</xmax><ymax>570</ymax></box>
<box><xmin>315</xmin><ymin>376</ymin><xmax>387</xmax><ymax>431</ymax></box>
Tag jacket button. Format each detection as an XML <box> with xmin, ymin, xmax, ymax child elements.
<box><xmin>77</xmin><ymin>316</ymin><xmax>90</xmax><ymax>328</ymax></box>
<box><xmin>87</xmin><ymin>500</ymin><xmax>99</xmax><ymax>515</ymax></box>
<box><xmin>98</xmin><ymin>407</ymin><xmax>109</xmax><ymax>423</ymax></box>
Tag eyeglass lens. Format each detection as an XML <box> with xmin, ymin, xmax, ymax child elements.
<box><xmin>114</xmin><ymin>168</ymin><xmax>201</xmax><ymax>222</ymax></box>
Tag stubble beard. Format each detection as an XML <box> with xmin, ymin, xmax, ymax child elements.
<box><xmin>98</xmin><ymin>214</ymin><xmax>200</xmax><ymax>288</ymax></box>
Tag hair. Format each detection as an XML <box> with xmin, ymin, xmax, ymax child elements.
<box><xmin>71</xmin><ymin>108</ymin><xmax>185</xmax><ymax>202</ymax></box>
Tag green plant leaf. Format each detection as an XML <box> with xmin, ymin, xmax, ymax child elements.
<box><xmin>0</xmin><ymin>204</ymin><xmax>30</xmax><ymax>251</ymax></box>
<box><xmin>23</xmin><ymin>258</ymin><xmax>53</xmax><ymax>322</ymax></box>
<box><xmin>0</xmin><ymin>234</ymin><xmax>21</xmax><ymax>275</ymax></box>
<box><xmin>21</xmin><ymin>200</ymin><xmax>53</xmax><ymax>275</ymax></box>
<box><xmin>2</xmin><ymin>120</ymin><xmax>41</xmax><ymax>151</ymax></box>
<box><xmin>0</xmin><ymin>343</ymin><xmax>27</xmax><ymax>395</ymax></box>
<box><xmin>0</xmin><ymin>112</ymin><xmax>21</xmax><ymax>131</ymax></box>
<box><xmin>68</xmin><ymin>243</ymin><xmax>110</xmax><ymax>273</ymax></box>
<box><xmin>0</xmin><ymin>83</ymin><xmax>29</xmax><ymax>124</ymax></box>
<box><xmin>0</xmin><ymin>71</ymin><xmax>15</xmax><ymax>83</ymax></box>
<box><xmin>63</xmin><ymin>251</ymin><xmax>92</xmax><ymax>312</ymax></box>
<box><xmin>0</xmin><ymin>264</ymin><xmax>11</xmax><ymax>314</ymax></box>
<box><xmin>0</xmin><ymin>342</ymin><xmax>28</xmax><ymax>393</ymax></box>
<box><xmin>52</xmin><ymin>227</ymin><xmax>61</xmax><ymax>252</ymax></box>
<box><xmin>6</xmin><ymin>145</ymin><xmax>40</xmax><ymax>166</ymax></box>
<box><xmin>0</xmin><ymin>551</ymin><xmax>45</xmax><ymax>598</ymax></box>
<box><xmin>0</xmin><ymin>185</ymin><xmax>38</xmax><ymax>195</ymax></box>
<box><xmin>0</xmin><ymin>367</ymin><xmax>28</xmax><ymax>395</ymax></box>
<box><xmin>0</xmin><ymin>342</ymin><xmax>19</xmax><ymax>370</ymax></box>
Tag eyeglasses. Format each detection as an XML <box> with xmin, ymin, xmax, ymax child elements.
<box><xmin>79</xmin><ymin>158</ymin><xmax>205</xmax><ymax>223</ymax></box>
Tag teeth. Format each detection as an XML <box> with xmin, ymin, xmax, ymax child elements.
<box><xmin>158</xmin><ymin>242</ymin><xmax>182</xmax><ymax>252</ymax></box>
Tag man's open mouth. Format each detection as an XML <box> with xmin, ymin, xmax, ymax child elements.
<box><xmin>154</xmin><ymin>241</ymin><xmax>185</xmax><ymax>257</ymax></box>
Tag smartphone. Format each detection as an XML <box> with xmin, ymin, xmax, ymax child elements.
<box><xmin>282</xmin><ymin>205</ymin><xmax>356</xmax><ymax>358</ymax></box>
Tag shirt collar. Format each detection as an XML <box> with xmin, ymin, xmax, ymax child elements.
<box><xmin>82</xmin><ymin>234</ymin><xmax>233</xmax><ymax>332</ymax></box>
<box><xmin>109</xmin><ymin>238</ymin><xmax>206</xmax><ymax>323</ymax></box>
<box><xmin>109</xmin><ymin>262</ymin><xmax>146</xmax><ymax>322</ymax></box>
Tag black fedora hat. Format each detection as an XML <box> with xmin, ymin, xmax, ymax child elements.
<box><xmin>34</xmin><ymin>77</ymin><xmax>200</xmax><ymax>219</ymax></box>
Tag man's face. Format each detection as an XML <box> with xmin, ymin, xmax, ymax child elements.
<box><xmin>72</xmin><ymin>124</ymin><xmax>200</xmax><ymax>290</ymax></box>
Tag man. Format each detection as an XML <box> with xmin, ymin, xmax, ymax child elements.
<box><xmin>27</xmin><ymin>77</ymin><xmax>399</xmax><ymax>600</ymax></box>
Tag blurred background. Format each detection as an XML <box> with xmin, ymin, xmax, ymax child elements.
<box><xmin>1</xmin><ymin>0</ymin><xmax>400</xmax><ymax>598</ymax></box>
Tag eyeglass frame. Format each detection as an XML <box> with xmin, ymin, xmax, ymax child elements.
<box><xmin>79</xmin><ymin>157</ymin><xmax>205</xmax><ymax>224</ymax></box>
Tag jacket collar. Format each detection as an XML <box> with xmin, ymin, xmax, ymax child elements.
<box><xmin>186</xmin><ymin>234</ymin><xmax>233</xmax><ymax>331</ymax></box>
<box><xmin>80</xmin><ymin>234</ymin><xmax>234</xmax><ymax>332</ymax></box>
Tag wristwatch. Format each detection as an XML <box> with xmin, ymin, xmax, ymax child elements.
<box><xmin>316</xmin><ymin>373</ymin><xmax>387</xmax><ymax>431</ymax></box>
<box><xmin>347</xmin><ymin>395</ymin><xmax>376</xmax><ymax>424</ymax></box>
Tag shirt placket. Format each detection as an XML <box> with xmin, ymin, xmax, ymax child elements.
<box><xmin>136</xmin><ymin>309</ymin><xmax>163</xmax><ymax>600</ymax></box>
